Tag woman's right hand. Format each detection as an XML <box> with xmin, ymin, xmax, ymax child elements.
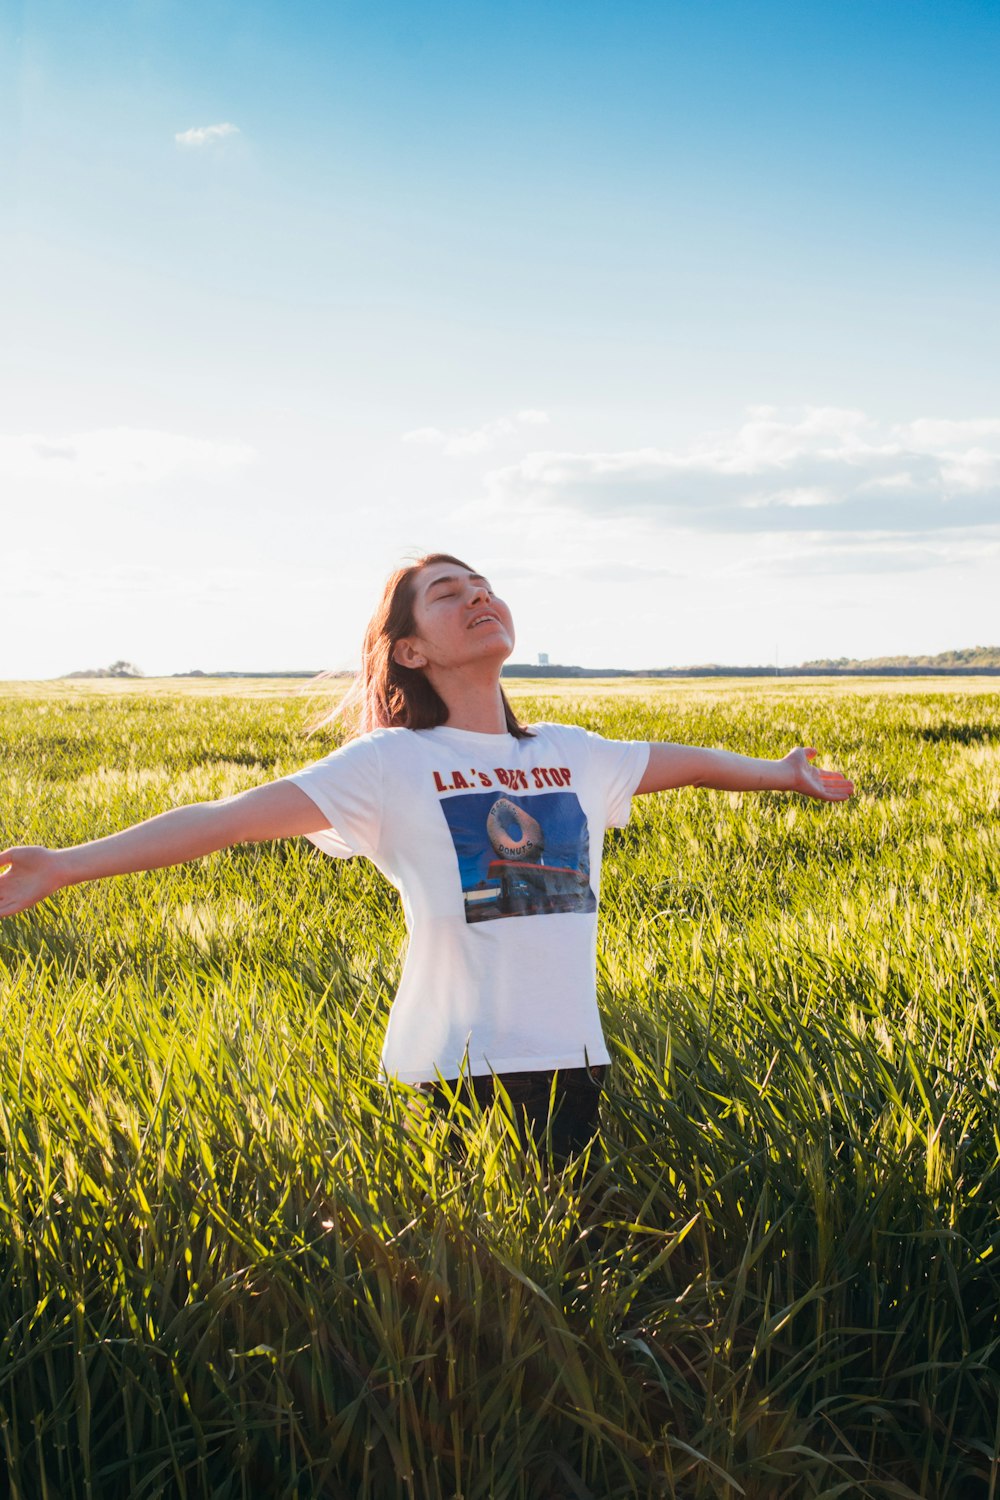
<box><xmin>0</xmin><ymin>846</ymin><xmax>67</xmax><ymax>918</ymax></box>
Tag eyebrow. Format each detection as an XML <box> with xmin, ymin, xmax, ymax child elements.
<box><xmin>424</xmin><ymin>572</ymin><xmax>490</xmax><ymax>593</ymax></box>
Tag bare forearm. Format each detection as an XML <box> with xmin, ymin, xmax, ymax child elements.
<box><xmin>49</xmin><ymin>778</ymin><xmax>330</xmax><ymax>891</ymax></box>
<box><xmin>686</xmin><ymin>747</ymin><xmax>793</xmax><ymax>791</ymax></box>
<box><xmin>637</xmin><ymin>743</ymin><xmax>793</xmax><ymax>795</ymax></box>
<box><xmin>52</xmin><ymin>801</ymin><xmax>242</xmax><ymax>889</ymax></box>
<box><xmin>637</xmin><ymin>742</ymin><xmax>854</xmax><ymax>802</ymax></box>
<box><xmin>1</xmin><ymin>781</ymin><xmax>328</xmax><ymax>919</ymax></box>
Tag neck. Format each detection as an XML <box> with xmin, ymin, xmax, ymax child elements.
<box><xmin>425</xmin><ymin>663</ymin><xmax>509</xmax><ymax>734</ymax></box>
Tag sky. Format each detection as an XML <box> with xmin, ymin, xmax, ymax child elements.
<box><xmin>2</xmin><ymin>0</ymin><xmax>999</xmax><ymax>676</ymax></box>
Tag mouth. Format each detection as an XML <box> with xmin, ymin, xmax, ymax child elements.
<box><xmin>469</xmin><ymin>613</ymin><xmax>502</xmax><ymax>629</ymax></box>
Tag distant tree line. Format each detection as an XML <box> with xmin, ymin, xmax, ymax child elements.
<box><xmin>61</xmin><ymin>647</ymin><xmax>1000</xmax><ymax>681</ymax></box>
<box><xmin>65</xmin><ymin>661</ymin><xmax>145</xmax><ymax>679</ymax></box>
<box><xmin>802</xmin><ymin>646</ymin><xmax>1000</xmax><ymax>669</ymax></box>
<box><xmin>503</xmin><ymin>645</ymin><xmax>1000</xmax><ymax>678</ymax></box>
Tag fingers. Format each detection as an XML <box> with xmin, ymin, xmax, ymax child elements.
<box><xmin>816</xmin><ymin>779</ymin><xmax>854</xmax><ymax>800</ymax></box>
<box><xmin>802</xmin><ymin>753</ymin><xmax>854</xmax><ymax>797</ymax></box>
<box><xmin>0</xmin><ymin>885</ymin><xmax>37</xmax><ymax>917</ymax></box>
<box><xmin>803</xmin><ymin>762</ymin><xmax>854</xmax><ymax>801</ymax></box>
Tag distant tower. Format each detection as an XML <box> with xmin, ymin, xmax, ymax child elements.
<box><xmin>538</xmin><ymin>652</ymin><xmax>549</xmax><ymax>667</ymax></box>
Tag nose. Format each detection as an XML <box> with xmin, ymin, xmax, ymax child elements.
<box><xmin>467</xmin><ymin>580</ymin><xmax>490</xmax><ymax>606</ymax></box>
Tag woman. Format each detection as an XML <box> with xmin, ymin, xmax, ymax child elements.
<box><xmin>0</xmin><ymin>553</ymin><xmax>854</xmax><ymax>1157</ymax></box>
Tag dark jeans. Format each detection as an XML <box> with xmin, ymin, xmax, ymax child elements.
<box><xmin>426</xmin><ymin>1064</ymin><xmax>607</xmax><ymax>1163</ymax></box>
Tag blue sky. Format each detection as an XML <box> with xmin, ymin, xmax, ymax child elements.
<box><xmin>3</xmin><ymin>0</ymin><xmax>998</xmax><ymax>675</ymax></box>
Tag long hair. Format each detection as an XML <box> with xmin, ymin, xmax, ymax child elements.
<box><xmin>317</xmin><ymin>553</ymin><xmax>532</xmax><ymax>740</ymax></box>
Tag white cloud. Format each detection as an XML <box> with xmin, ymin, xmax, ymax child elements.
<box><xmin>726</xmin><ymin>534</ymin><xmax>1000</xmax><ymax>579</ymax></box>
<box><xmin>174</xmin><ymin>122</ymin><xmax>240</xmax><ymax>148</ymax></box>
<box><xmin>0</xmin><ymin>427</ymin><xmax>256</xmax><ymax>487</ymax></box>
<box><xmin>402</xmin><ymin>409</ymin><xmax>549</xmax><ymax>457</ymax></box>
<box><xmin>484</xmin><ymin>406</ymin><xmax>1000</xmax><ymax>537</ymax></box>
<box><xmin>3</xmin><ymin>555</ymin><xmax>276</xmax><ymax>608</ymax></box>
<box><xmin>895</xmin><ymin>418</ymin><xmax>1000</xmax><ymax>448</ymax></box>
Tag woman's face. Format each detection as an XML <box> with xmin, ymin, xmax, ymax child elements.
<box><xmin>399</xmin><ymin>561</ymin><xmax>515</xmax><ymax>671</ymax></box>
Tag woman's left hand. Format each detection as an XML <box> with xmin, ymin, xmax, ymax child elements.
<box><xmin>781</xmin><ymin>747</ymin><xmax>855</xmax><ymax>802</ymax></box>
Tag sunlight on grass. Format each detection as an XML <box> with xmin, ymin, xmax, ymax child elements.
<box><xmin>1</xmin><ymin>680</ymin><xmax>999</xmax><ymax>1497</ymax></box>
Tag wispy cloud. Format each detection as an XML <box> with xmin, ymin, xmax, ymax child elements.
<box><xmin>484</xmin><ymin>406</ymin><xmax>1000</xmax><ymax>537</ymax></box>
<box><xmin>174</xmin><ymin>122</ymin><xmax>240</xmax><ymax>148</ymax></box>
<box><xmin>727</xmin><ymin>535</ymin><xmax>1000</xmax><ymax>578</ymax></box>
<box><xmin>403</xmin><ymin>409</ymin><xmax>549</xmax><ymax>457</ymax></box>
<box><xmin>4</xmin><ymin>556</ymin><xmax>273</xmax><ymax>607</ymax></box>
<box><xmin>0</xmin><ymin>427</ymin><xmax>255</xmax><ymax>486</ymax></box>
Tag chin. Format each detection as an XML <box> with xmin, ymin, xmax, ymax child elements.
<box><xmin>471</xmin><ymin>624</ymin><xmax>513</xmax><ymax>650</ymax></box>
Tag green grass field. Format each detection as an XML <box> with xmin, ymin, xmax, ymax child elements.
<box><xmin>1</xmin><ymin>679</ymin><xmax>998</xmax><ymax>1499</ymax></box>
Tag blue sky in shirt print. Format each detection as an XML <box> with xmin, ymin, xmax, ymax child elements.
<box><xmin>440</xmin><ymin>790</ymin><xmax>594</xmax><ymax>893</ymax></box>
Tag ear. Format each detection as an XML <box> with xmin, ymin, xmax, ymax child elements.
<box><xmin>392</xmin><ymin>637</ymin><xmax>428</xmax><ymax>671</ymax></box>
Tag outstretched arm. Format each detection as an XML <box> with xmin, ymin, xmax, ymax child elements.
<box><xmin>636</xmin><ymin>743</ymin><xmax>854</xmax><ymax>802</ymax></box>
<box><xmin>0</xmin><ymin>780</ymin><xmax>327</xmax><ymax>919</ymax></box>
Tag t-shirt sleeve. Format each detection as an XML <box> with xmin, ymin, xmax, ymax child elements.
<box><xmin>580</xmin><ymin>728</ymin><xmax>650</xmax><ymax>828</ymax></box>
<box><xmin>283</xmin><ymin>734</ymin><xmax>383</xmax><ymax>860</ymax></box>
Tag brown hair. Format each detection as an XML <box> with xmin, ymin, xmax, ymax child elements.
<box><xmin>318</xmin><ymin>553</ymin><xmax>532</xmax><ymax>740</ymax></box>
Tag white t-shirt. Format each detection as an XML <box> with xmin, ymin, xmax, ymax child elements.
<box><xmin>285</xmin><ymin>722</ymin><xmax>650</xmax><ymax>1085</ymax></box>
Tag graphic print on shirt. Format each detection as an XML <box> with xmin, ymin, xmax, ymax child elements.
<box><xmin>438</xmin><ymin>789</ymin><xmax>596</xmax><ymax>924</ymax></box>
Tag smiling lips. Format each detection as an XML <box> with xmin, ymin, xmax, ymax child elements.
<box><xmin>469</xmin><ymin>613</ymin><xmax>501</xmax><ymax>629</ymax></box>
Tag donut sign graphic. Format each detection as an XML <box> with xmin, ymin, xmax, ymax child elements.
<box><xmin>485</xmin><ymin>797</ymin><xmax>544</xmax><ymax>861</ymax></box>
<box><xmin>439</xmin><ymin>789</ymin><xmax>596</xmax><ymax>924</ymax></box>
